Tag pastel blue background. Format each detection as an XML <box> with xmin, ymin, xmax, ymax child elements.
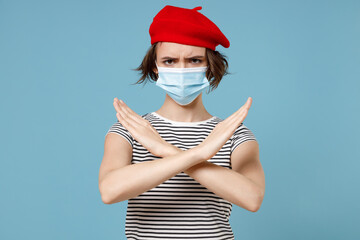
<box><xmin>1</xmin><ymin>0</ymin><xmax>359</xmax><ymax>239</ymax></box>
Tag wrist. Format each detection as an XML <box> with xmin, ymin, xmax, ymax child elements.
<box><xmin>161</xmin><ymin>144</ymin><xmax>182</xmax><ymax>158</ymax></box>
<box><xmin>192</xmin><ymin>144</ymin><xmax>207</xmax><ymax>163</ymax></box>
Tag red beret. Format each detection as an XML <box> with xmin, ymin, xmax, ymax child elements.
<box><xmin>149</xmin><ymin>5</ymin><xmax>230</xmax><ymax>51</ymax></box>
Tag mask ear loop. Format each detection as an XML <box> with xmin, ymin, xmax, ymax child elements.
<box><xmin>204</xmin><ymin>66</ymin><xmax>211</xmax><ymax>94</ymax></box>
<box><xmin>154</xmin><ymin>60</ymin><xmax>159</xmax><ymax>80</ymax></box>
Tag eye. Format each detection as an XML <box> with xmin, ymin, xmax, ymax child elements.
<box><xmin>163</xmin><ymin>59</ymin><xmax>174</xmax><ymax>65</ymax></box>
<box><xmin>191</xmin><ymin>58</ymin><xmax>202</xmax><ymax>64</ymax></box>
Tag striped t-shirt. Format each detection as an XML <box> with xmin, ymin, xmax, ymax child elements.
<box><xmin>106</xmin><ymin>111</ymin><xmax>257</xmax><ymax>240</ymax></box>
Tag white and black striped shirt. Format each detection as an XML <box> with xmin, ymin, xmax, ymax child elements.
<box><xmin>106</xmin><ymin>111</ymin><xmax>257</xmax><ymax>240</ymax></box>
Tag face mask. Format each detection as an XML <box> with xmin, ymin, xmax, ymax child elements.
<box><xmin>155</xmin><ymin>62</ymin><xmax>210</xmax><ymax>106</ymax></box>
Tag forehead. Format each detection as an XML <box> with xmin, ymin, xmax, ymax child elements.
<box><xmin>156</xmin><ymin>42</ymin><xmax>206</xmax><ymax>56</ymax></box>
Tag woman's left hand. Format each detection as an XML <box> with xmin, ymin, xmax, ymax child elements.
<box><xmin>113</xmin><ymin>98</ymin><xmax>174</xmax><ymax>158</ymax></box>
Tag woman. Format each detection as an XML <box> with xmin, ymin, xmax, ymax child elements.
<box><xmin>99</xmin><ymin>5</ymin><xmax>265</xmax><ymax>240</ymax></box>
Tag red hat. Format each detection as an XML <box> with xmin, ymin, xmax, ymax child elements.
<box><xmin>149</xmin><ymin>5</ymin><xmax>230</xmax><ymax>51</ymax></box>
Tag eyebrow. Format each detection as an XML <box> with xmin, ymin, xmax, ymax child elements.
<box><xmin>160</xmin><ymin>55</ymin><xmax>205</xmax><ymax>60</ymax></box>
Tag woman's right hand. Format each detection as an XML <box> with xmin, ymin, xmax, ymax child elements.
<box><xmin>112</xmin><ymin>98</ymin><xmax>171</xmax><ymax>158</ymax></box>
<box><xmin>195</xmin><ymin>97</ymin><xmax>253</xmax><ymax>162</ymax></box>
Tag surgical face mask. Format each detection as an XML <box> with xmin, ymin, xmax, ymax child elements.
<box><xmin>155</xmin><ymin>62</ymin><xmax>210</xmax><ymax>106</ymax></box>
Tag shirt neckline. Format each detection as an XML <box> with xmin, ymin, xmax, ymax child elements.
<box><xmin>151</xmin><ymin>111</ymin><xmax>217</xmax><ymax>126</ymax></box>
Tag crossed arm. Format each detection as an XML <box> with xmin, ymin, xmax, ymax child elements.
<box><xmin>100</xmin><ymin>97</ymin><xmax>265</xmax><ymax>212</ymax></box>
<box><xmin>100</xmin><ymin>132</ymin><xmax>264</xmax><ymax>212</ymax></box>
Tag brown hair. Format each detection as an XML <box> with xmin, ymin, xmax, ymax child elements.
<box><xmin>131</xmin><ymin>42</ymin><xmax>230</xmax><ymax>93</ymax></box>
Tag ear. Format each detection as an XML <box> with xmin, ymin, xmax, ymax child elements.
<box><xmin>153</xmin><ymin>61</ymin><xmax>158</xmax><ymax>74</ymax></box>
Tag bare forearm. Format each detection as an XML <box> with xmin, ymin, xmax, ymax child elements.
<box><xmin>165</xmin><ymin>146</ymin><xmax>263</xmax><ymax>211</ymax></box>
<box><xmin>100</xmin><ymin>147</ymin><xmax>204</xmax><ymax>204</ymax></box>
<box><xmin>185</xmin><ymin>161</ymin><xmax>262</xmax><ymax>211</ymax></box>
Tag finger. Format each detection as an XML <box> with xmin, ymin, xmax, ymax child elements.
<box><xmin>116</xmin><ymin>112</ymin><xmax>138</xmax><ymax>140</ymax></box>
<box><xmin>113</xmin><ymin>98</ymin><xmax>142</xmax><ymax>127</ymax></box>
<box><xmin>116</xmin><ymin>109</ymin><xmax>138</xmax><ymax>137</ymax></box>
<box><xmin>227</xmin><ymin>99</ymin><xmax>248</xmax><ymax>121</ymax></box>
<box><xmin>237</xmin><ymin>107</ymin><xmax>249</xmax><ymax>124</ymax></box>
<box><xmin>239</xmin><ymin>97</ymin><xmax>251</xmax><ymax>112</ymax></box>
<box><xmin>118</xmin><ymin>99</ymin><xmax>148</xmax><ymax>126</ymax></box>
<box><xmin>116</xmin><ymin>100</ymin><xmax>160</xmax><ymax>138</ymax></box>
<box><xmin>238</xmin><ymin>98</ymin><xmax>250</xmax><ymax>120</ymax></box>
<box><xmin>113</xmin><ymin>98</ymin><xmax>122</xmax><ymax>114</ymax></box>
<box><xmin>225</xmin><ymin>97</ymin><xmax>252</xmax><ymax>125</ymax></box>
<box><xmin>244</xmin><ymin>97</ymin><xmax>252</xmax><ymax>111</ymax></box>
<box><xmin>235</xmin><ymin>97</ymin><xmax>252</xmax><ymax>117</ymax></box>
<box><xmin>232</xmin><ymin>108</ymin><xmax>248</xmax><ymax>126</ymax></box>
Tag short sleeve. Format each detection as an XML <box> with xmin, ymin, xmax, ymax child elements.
<box><xmin>106</xmin><ymin>120</ymin><xmax>134</xmax><ymax>148</ymax></box>
<box><xmin>231</xmin><ymin>123</ymin><xmax>257</xmax><ymax>153</ymax></box>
